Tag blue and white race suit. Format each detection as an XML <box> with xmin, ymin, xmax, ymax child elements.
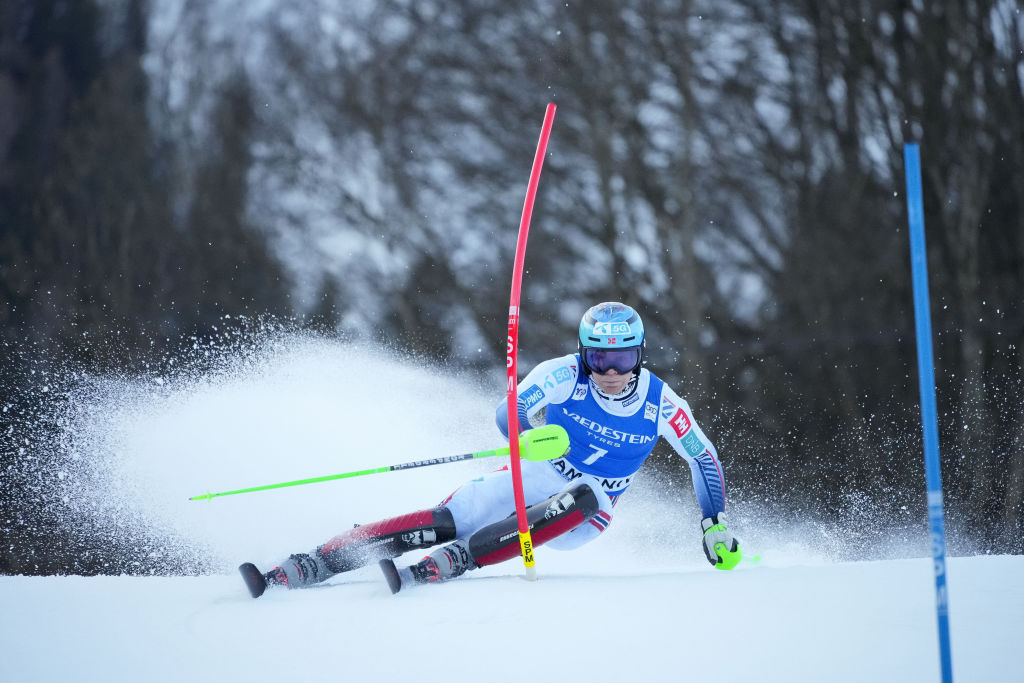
<box><xmin>443</xmin><ymin>353</ymin><xmax>726</xmax><ymax>551</ymax></box>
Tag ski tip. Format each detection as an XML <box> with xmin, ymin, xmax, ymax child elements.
<box><xmin>378</xmin><ymin>559</ymin><xmax>402</xmax><ymax>595</ymax></box>
<box><xmin>238</xmin><ymin>562</ymin><xmax>268</xmax><ymax>599</ymax></box>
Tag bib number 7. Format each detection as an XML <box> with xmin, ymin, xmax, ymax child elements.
<box><xmin>582</xmin><ymin>446</ymin><xmax>608</xmax><ymax>465</ymax></box>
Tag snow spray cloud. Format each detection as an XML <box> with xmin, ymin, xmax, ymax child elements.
<box><xmin>2</xmin><ymin>317</ymin><xmax>514</xmax><ymax>575</ymax></box>
<box><xmin>2</xmin><ymin>318</ymin><xmax>297</xmax><ymax>574</ymax></box>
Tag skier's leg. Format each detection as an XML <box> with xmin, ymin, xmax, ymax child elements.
<box><xmin>468</xmin><ymin>479</ymin><xmax>602</xmax><ymax>566</ymax></box>
<box><xmin>381</xmin><ymin>481</ymin><xmax>601</xmax><ymax>593</ymax></box>
<box><xmin>241</xmin><ymin>506</ymin><xmax>456</xmax><ymax>597</ymax></box>
<box><xmin>318</xmin><ymin>507</ymin><xmax>457</xmax><ymax>573</ymax></box>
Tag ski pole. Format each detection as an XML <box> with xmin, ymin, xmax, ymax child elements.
<box><xmin>188</xmin><ymin>423</ymin><xmax>569</xmax><ymax>502</ymax></box>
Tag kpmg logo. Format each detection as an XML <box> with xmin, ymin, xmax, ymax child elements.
<box><xmin>521</xmin><ymin>384</ymin><xmax>545</xmax><ymax>409</ymax></box>
<box><xmin>593</xmin><ymin>321</ymin><xmax>631</xmax><ymax>336</ymax></box>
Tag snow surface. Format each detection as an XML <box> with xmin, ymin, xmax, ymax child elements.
<box><xmin>3</xmin><ymin>338</ymin><xmax>1021</xmax><ymax>682</ymax></box>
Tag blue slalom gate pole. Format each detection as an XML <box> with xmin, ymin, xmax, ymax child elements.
<box><xmin>903</xmin><ymin>143</ymin><xmax>953</xmax><ymax>683</ymax></box>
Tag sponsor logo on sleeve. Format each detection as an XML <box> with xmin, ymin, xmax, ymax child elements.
<box><xmin>521</xmin><ymin>384</ymin><xmax>545</xmax><ymax>409</ymax></box>
<box><xmin>682</xmin><ymin>431</ymin><xmax>705</xmax><ymax>457</ymax></box>
<box><xmin>661</xmin><ymin>397</ymin><xmax>677</xmax><ymax>420</ymax></box>
<box><xmin>669</xmin><ymin>408</ymin><xmax>692</xmax><ymax>437</ymax></box>
<box><xmin>544</xmin><ymin>366</ymin><xmax>573</xmax><ymax>389</ymax></box>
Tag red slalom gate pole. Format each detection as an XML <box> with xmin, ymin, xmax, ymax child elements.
<box><xmin>506</xmin><ymin>102</ymin><xmax>556</xmax><ymax>581</ymax></box>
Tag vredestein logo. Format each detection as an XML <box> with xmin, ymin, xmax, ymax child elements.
<box><xmin>561</xmin><ymin>409</ymin><xmax>657</xmax><ymax>444</ymax></box>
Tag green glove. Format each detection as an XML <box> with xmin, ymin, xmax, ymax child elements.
<box><xmin>701</xmin><ymin>513</ymin><xmax>742</xmax><ymax>570</ymax></box>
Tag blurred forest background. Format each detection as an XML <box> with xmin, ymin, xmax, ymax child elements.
<box><xmin>1</xmin><ymin>0</ymin><xmax>1022</xmax><ymax>574</ymax></box>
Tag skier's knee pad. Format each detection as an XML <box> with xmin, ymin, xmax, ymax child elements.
<box><xmin>467</xmin><ymin>483</ymin><xmax>600</xmax><ymax>567</ymax></box>
<box><xmin>319</xmin><ymin>506</ymin><xmax>457</xmax><ymax>573</ymax></box>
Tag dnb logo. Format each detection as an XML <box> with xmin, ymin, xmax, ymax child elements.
<box><xmin>669</xmin><ymin>409</ymin><xmax>692</xmax><ymax>438</ymax></box>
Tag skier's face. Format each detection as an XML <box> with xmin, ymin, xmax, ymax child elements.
<box><xmin>591</xmin><ymin>368</ymin><xmax>633</xmax><ymax>395</ymax></box>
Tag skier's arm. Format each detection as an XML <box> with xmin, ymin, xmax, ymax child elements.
<box><xmin>658</xmin><ymin>384</ymin><xmax>742</xmax><ymax>569</ymax></box>
<box><xmin>495</xmin><ymin>354</ymin><xmax>580</xmax><ymax>438</ymax></box>
<box><xmin>657</xmin><ymin>386</ymin><xmax>726</xmax><ymax>517</ymax></box>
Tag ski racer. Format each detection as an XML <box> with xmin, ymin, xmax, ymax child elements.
<box><xmin>239</xmin><ymin>301</ymin><xmax>742</xmax><ymax>598</ymax></box>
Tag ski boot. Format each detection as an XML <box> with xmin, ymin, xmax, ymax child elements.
<box><xmin>238</xmin><ymin>552</ymin><xmax>327</xmax><ymax>598</ymax></box>
<box><xmin>379</xmin><ymin>540</ymin><xmax>474</xmax><ymax>594</ymax></box>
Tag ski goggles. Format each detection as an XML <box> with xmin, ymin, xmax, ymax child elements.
<box><xmin>582</xmin><ymin>346</ymin><xmax>642</xmax><ymax>375</ymax></box>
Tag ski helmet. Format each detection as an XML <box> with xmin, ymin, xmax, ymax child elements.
<box><xmin>577</xmin><ymin>301</ymin><xmax>645</xmax><ymax>376</ymax></box>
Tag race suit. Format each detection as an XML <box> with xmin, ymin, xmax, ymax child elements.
<box><xmin>443</xmin><ymin>353</ymin><xmax>726</xmax><ymax>550</ymax></box>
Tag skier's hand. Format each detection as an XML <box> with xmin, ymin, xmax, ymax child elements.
<box><xmin>701</xmin><ymin>514</ymin><xmax>742</xmax><ymax>570</ymax></box>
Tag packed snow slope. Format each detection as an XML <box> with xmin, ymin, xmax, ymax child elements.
<box><xmin>3</xmin><ymin>337</ymin><xmax>1021</xmax><ymax>682</ymax></box>
<box><xmin>3</xmin><ymin>556</ymin><xmax>1020</xmax><ymax>682</ymax></box>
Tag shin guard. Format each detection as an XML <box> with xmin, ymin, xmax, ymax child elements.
<box><xmin>468</xmin><ymin>483</ymin><xmax>599</xmax><ymax>568</ymax></box>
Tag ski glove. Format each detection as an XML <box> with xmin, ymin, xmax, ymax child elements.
<box><xmin>701</xmin><ymin>513</ymin><xmax>742</xmax><ymax>570</ymax></box>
